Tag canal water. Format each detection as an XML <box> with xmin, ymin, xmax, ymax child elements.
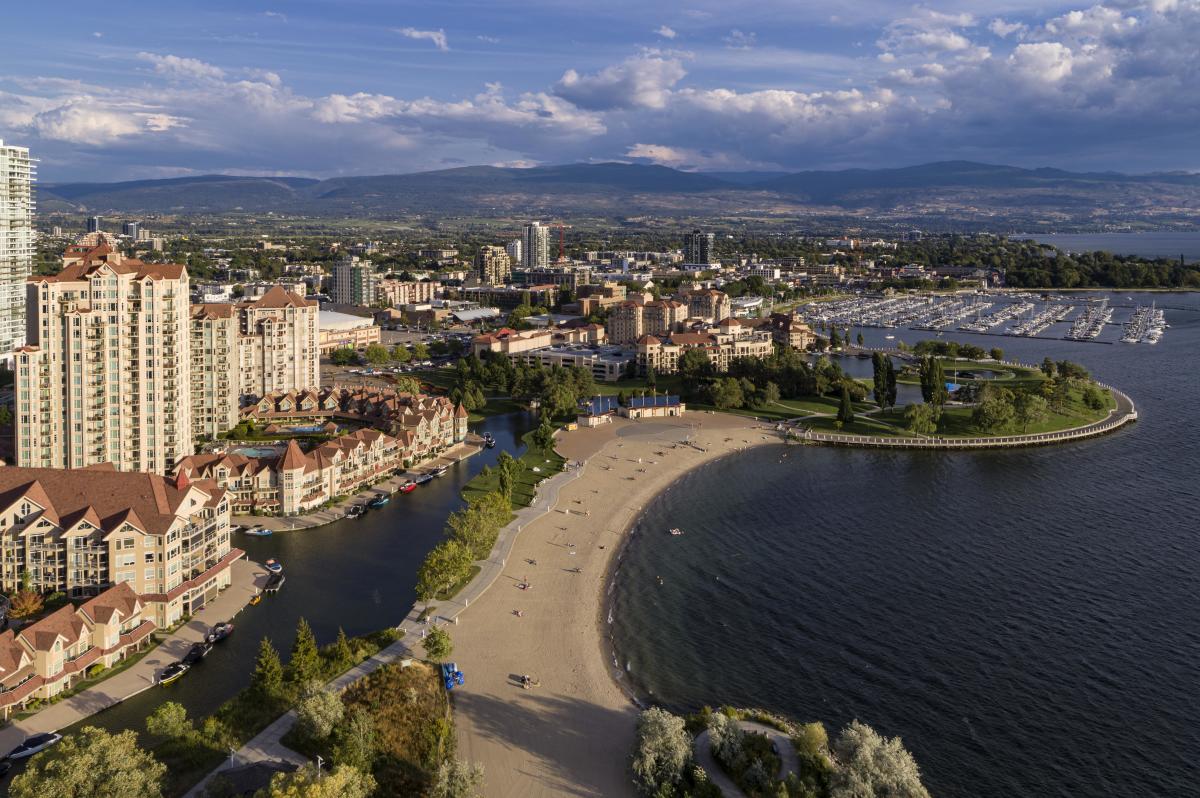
<box><xmin>611</xmin><ymin>291</ymin><xmax>1200</xmax><ymax>797</ymax></box>
<box><xmin>79</xmin><ymin>412</ymin><xmax>536</xmax><ymax>738</ymax></box>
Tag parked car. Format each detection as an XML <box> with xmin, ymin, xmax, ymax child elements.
<box><xmin>6</xmin><ymin>732</ymin><xmax>62</xmax><ymax>760</ymax></box>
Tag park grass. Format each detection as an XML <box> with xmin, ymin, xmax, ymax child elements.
<box><xmin>461</xmin><ymin>428</ymin><xmax>565</xmax><ymax>508</ymax></box>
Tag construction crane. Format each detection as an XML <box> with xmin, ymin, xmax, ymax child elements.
<box><xmin>553</xmin><ymin>222</ymin><xmax>573</xmax><ymax>263</ymax></box>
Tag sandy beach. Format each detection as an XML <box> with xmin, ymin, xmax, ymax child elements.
<box><xmin>451</xmin><ymin>413</ymin><xmax>780</xmax><ymax>798</ymax></box>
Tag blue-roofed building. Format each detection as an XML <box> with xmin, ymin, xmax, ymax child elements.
<box><xmin>577</xmin><ymin>393</ymin><xmax>686</xmax><ymax>426</ymax></box>
<box><xmin>578</xmin><ymin>395</ymin><xmax>620</xmax><ymax>426</ymax></box>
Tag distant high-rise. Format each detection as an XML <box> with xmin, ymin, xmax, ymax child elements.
<box><xmin>87</xmin><ymin>216</ymin><xmax>103</xmax><ymax>233</ymax></box>
<box><xmin>331</xmin><ymin>255</ymin><xmax>379</xmax><ymax>305</ymax></box>
<box><xmin>522</xmin><ymin>222</ymin><xmax>550</xmax><ymax>268</ymax></box>
<box><xmin>505</xmin><ymin>238</ymin><xmax>522</xmax><ymax>266</ymax></box>
<box><xmin>683</xmin><ymin>229</ymin><xmax>714</xmax><ymax>265</ymax></box>
<box><xmin>476</xmin><ymin>245</ymin><xmax>512</xmax><ymax>285</ymax></box>
<box><xmin>0</xmin><ymin>140</ymin><xmax>34</xmax><ymax>356</ymax></box>
<box><xmin>122</xmin><ymin>221</ymin><xmax>140</xmax><ymax>239</ymax></box>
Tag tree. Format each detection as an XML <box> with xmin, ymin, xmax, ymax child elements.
<box><xmin>392</xmin><ymin>344</ymin><xmax>412</xmax><ymax>363</ymax></box>
<box><xmin>296</xmin><ymin>680</ymin><xmax>345</xmax><ymax>741</ymax></box>
<box><xmin>631</xmin><ymin>707</ymin><xmax>691</xmax><ymax>796</ymax></box>
<box><xmin>423</xmin><ymin>625</ymin><xmax>453</xmax><ymax>661</ymax></box>
<box><xmin>762</xmin><ymin>381</ymin><xmax>781</xmax><ymax>405</ymax></box>
<box><xmin>9</xmin><ymin>574</ymin><xmax>44</xmax><ymax>619</ymax></box>
<box><xmin>885</xmin><ymin>358</ymin><xmax>898</xmax><ymax>412</ymax></box>
<box><xmin>709</xmin><ymin>377</ymin><xmax>744</xmax><ymax>411</ymax></box>
<box><xmin>707</xmin><ymin>712</ymin><xmax>746</xmax><ymax>770</ymax></box>
<box><xmin>830</xmin><ymin>720</ymin><xmax>930</xmax><ymax>798</ymax></box>
<box><xmin>871</xmin><ymin>353</ymin><xmax>888</xmax><ymax>409</ymax></box>
<box><xmin>836</xmin><ymin>385</ymin><xmax>854</xmax><ymax>424</ymax></box>
<box><xmin>971</xmin><ymin>385</ymin><xmax>1016</xmax><ymax>432</ymax></box>
<box><xmin>412</xmin><ymin>342</ymin><xmax>431</xmax><ymax>361</ymax></box>
<box><xmin>328</xmin><ymin>627</ymin><xmax>355</xmax><ymax>672</ymax></box>
<box><xmin>989</xmin><ymin>347</ymin><xmax>1004</xmax><ymax>361</ymax></box>
<box><xmin>363</xmin><ymin>343</ymin><xmax>391</xmax><ymax>365</ymax></box>
<box><xmin>430</xmin><ymin>759</ymin><xmax>486</xmax><ymax>798</ymax></box>
<box><xmin>918</xmin><ymin>357</ymin><xmax>949</xmax><ymax>406</ymax></box>
<box><xmin>678</xmin><ymin>348</ymin><xmax>712</xmax><ymax>383</ymax></box>
<box><xmin>331</xmin><ymin>707</ymin><xmax>376</xmax><ymax>773</ymax></box>
<box><xmin>252</xmin><ymin>637</ymin><xmax>284</xmax><ymax>699</ymax></box>
<box><xmin>856</xmin><ymin>332</ymin><xmax>864</xmax><ymax>347</ymax></box>
<box><xmin>260</xmin><ymin>764</ymin><xmax>375</xmax><ymax>798</ymax></box>
<box><xmin>146</xmin><ymin>701</ymin><xmax>192</xmax><ymax>740</ymax></box>
<box><xmin>287</xmin><ymin>618</ymin><xmax>322</xmax><ymax>686</ymax></box>
<box><xmin>1041</xmin><ymin>356</ymin><xmax>1057</xmax><ymax>378</ymax></box>
<box><xmin>1082</xmin><ymin>383</ymin><xmax>1108</xmax><ymax>411</ymax></box>
<box><xmin>904</xmin><ymin>403</ymin><xmax>941</xmax><ymax>435</ymax></box>
<box><xmin>828</xmin><ymin>327</ymin><xmax>841</xmax><ymax>349</ymax></box>
<box><xmin>1013</xmin><ymin>392</ymin><xmax>1049</xmax><ymax>433</ymax></box>
<box><xmin>416</xmin><ymin>539</ymin><xmax>473</xmax><ymax>602</ymax></box>
<box><xmin>330</xmin><ymin>348</ymin><xmax>357</xmax><ymax>366</ymax></box>
<box><xmin>0</xmin><ymin>405</ymin><xmax>11</xmax><ymax>426</ymax></box>
<box><xmin>645</xmin><ymin>365</ymin><xmax>657</xmax><ymax>390</ymax></box>
<box><xmin>531</xmin><ymin>419</ymin><xmax>555</xmax><ymax>451</ymax></box>
<box><xmin>10</xmin><ymin>726</ymin><xmax>167</xmax><ymax>798</ymax></box>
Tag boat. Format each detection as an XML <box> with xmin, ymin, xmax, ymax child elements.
<box><xmin>482</xmin><ymin>432</ymin><xmax>496</xmax><ymax>448</ymax></box>
<box><xmin>397</xmin><ymin>480</ymin><xmax>417</xmax><ymax>494</ymax></box>
<box><xmin>430</xmin><ymin>465</ymin><xmax>449</xmax><ymax>478</ymax></box>
<box><xmin>249</xmin><ymin>595</ymin><xmax>262</xmax><ymax>606</ymax></box>
<box><xmin>414</xmin><ymin>473</ymin><xmax>434</xmax><ymax>486</ymax></box>
<box><xmin>885</xmin><ymin>334</ymin><xmax>895</xmax><ymax>340</ymax></box>
<box><xmin>242</xmin><ymin>526</ymin><xmax>272</xmax><ymax>537</ymax></box>
<box><xmin>669</xmin><ymin>528</ymin><xmax>684</xmax><ymax>536</ymax></box>
<box><xmin>182</xmin><ymin>641</ymin><xmax>212</xmax><ymax>666</ymax></box>
<box><xmin>368</xmin><ymin>495</ymin><xmax>390</xmax><ymax>508</ymax></box>
<box><xmin>264</xmin><ymin>559</ymin><xmax>283</xmax><ymax>574</ymax></box>
<box><xmin>207</xmin><ymin>622</ymin><xmax>234</xmax><ymax>643</ymax></box>
<box><xmin>345</xmin><ymin>505</ymin><xmax>365</xmax><ymax>519</ymax></box>
<box><xmin>265</xmin><ymin>572</ymin><xmax>285</xmax><ymax>593</ymax></box>
<box><xmin>159</xmin><ymin>662</ymin><xmax>189</xmax><ymax>686</ymax></box>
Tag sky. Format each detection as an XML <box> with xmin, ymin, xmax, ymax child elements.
<box><xmin>2</xmin><ymin>0</ymin><xmax>1199</xmax><ymax>182</ymax></box>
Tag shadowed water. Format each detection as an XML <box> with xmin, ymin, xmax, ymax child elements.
<box><xmin>612</xmin><ymin>291</ymin><xmax>1200</xmax><ymax>797</ymax></box>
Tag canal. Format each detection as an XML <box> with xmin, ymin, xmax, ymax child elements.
<box><xmin>77</xmin><ymin>411</ymin><xmax>536</xmax><ymax>739</ymax></box>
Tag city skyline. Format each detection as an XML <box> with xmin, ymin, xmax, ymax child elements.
<box><xmin>2</xmin><ymin>0</ymin><xmax>1199</xmax><ymax>182</ymax></box>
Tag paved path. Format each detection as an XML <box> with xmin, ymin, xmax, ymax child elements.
<box><xmin>0</xmin><ymin>558</ymin><xmax>265</xmax><ymax>753</ymax></box>
<box><xmin>186</xmin><ymin>447</ymin><xmax>584</xmax><ymax>797</ymax></box>
<box><xmin>693</xmin><ymin>721</ymin><xmax>800</xmax><ymax>798</ymax></box>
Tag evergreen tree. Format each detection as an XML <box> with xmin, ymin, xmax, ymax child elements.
<box><xmin>252</xmin><ymin>637</ymin><xmax>284</xmax><ymax>700</ymax></box>
<box><xmin>330</xmin><ymin>627</ymin><xmax>355</xmax><ymax>671</ymax></box>
<box><xmin>871</xmin><ymin>353</ymin><xmax>887</xmax><ymax>408</ymax></box>
<box><xmin>837</xmin><ymin>385</ymin><xmax>855</xmax><ymax>424</ymax></box>
<box><xmin>930</xmin><ymin>359</ymin><xmax>949</xmax><ymax>406</ymax></box>
<box><xmin>287</xmin><ymin>618</ymin><xmax>322</xmax><ymax>686</ymax></box>
<box><xmin>885</xmin><ymin>358</ymin><xmax>898</xmax><ymax>411</ymax></box>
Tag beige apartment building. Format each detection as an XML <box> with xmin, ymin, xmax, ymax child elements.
<box><xmin>475</xmin><ymin>245</ymin><xmax>512</xmax><ymax>285</ymax></box>
<box><xmin>191</xmin><ymin>287</ymin><xmax>319</xmax><ymax>441</ymax></box>
<box><xmin>635</xmin><ymin>319</ymin><xmax>773</xmax><ymax>374</ymax></box>
<box><xmin>683</xmin><ymin>289</ymin><xmax>733</xmax><ymax>323</ymax></box>
<box><xmin>0</xmin><ymin>465</ymin><xmax>237</xmax><ymax>629</ymax></box>
<box><xmin>377</xmin><ymin>279</ymin><xmax>438</xmax><ymax>307</ymax></box>
<box><xmin>14</xmin><ymin>244</ymin><xmax>192</xmax><ymax>474</ymax></box>
<box><xmin>607</xmin><ymin>297</ymin><xmax>689</xmax><ymax>345</ymax></box>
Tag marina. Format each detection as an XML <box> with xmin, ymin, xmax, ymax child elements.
<box><xmin>798</xmin><ymin>292</ymin><xmax>1174</xmax><ymax>345</ymax></box>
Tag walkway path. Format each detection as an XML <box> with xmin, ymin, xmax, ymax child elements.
<box><xmin>693</xmin><ymin>720</ymin><xmax>800</xmax><ymax>798</ymax></box>
<box><xmin>0</xmin><ymin>558</ymin><xmax>265</xmax><ymax>753</ymax></box>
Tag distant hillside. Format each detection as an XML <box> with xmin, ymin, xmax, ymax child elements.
<box><xmin>38</xmin><ymin>161</ymin><xmax>1200</xmax><ymax>228</ymax></box>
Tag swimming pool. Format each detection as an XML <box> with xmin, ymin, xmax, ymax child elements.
<box><xmin>233</xmin><ymin>446</ymin><xmax>284</xmax><ymax>458</ymax></box>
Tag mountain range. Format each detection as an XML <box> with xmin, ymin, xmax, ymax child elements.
<box><xmin>38</xmin><ymin>161</ymin><xmax>1200</xmax><ymax>229</ymax></box>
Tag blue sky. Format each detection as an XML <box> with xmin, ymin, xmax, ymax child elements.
<box><xmin>3</xmin><ymin>0</ymin><xmax>1199</xmax><ymax>181</ymax></box>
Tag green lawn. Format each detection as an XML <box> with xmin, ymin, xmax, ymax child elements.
<box><xmin>461</xmin><ymin>429</ymin><xmax>565</xmax><ymax>508</ymax></box>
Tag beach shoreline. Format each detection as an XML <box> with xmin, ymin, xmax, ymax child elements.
<box><xmin>451</xmin><ymin>413</ymin><xmax>780</xmax><ymax>797</ymax></box>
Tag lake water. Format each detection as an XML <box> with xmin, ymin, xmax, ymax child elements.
<box><xmin>611</xmin><ymin>292</ymin><xmax>1200</xmax><ymax>797</ymax></box>
<box><xmin>1023</xmin><ymin>232</ymin><xmax>1200</xmax><ymax>263</ymax></box>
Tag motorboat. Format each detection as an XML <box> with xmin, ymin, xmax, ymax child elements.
<box><xmin>368</xmin><ymin>495</ymin><xmax>390</xmax><ymax>508</ymax></box>
<box><xmin>345</xmin><ymin>505</ymin><xmax>365</xmax><ymax>519</ymax></box>
<box><xmin>669</xmin><ymin>528</ymin><xmax>684</xmax><ymax>536</ymax></box>
<box><xmin>265</xmin><ymin>572</ymin><xmax>286</xmax><ymax>593</ymax></box>
<box><xmin>242</xmin><ymin>526</ymin><xmax>272</xmax><ymax>537</ymax></box>
<box><xmin>414</xmin><ymin>473</ymin><xmax>434</xmax><ymax>486</ymax></box>
<box><xmin>182</xmin><ymin>641</ymin><xmax>212</xmax><ymax>666</ymax></box>
<box><xmin>398</xmin><ymin>481</ymin><xmax>417</xmax><ymax>494</ymax></box>
<box><xmin>264</xmin><ymin>559</ymin><xmax>283</xmax><ymax>574</ymax></box>
<box><xmin>207</xmin><ymin>622</ymin><xmax>234</xmax><ymax>643</ymax></box>
<box><xmin>430</xmin><ymin>465</ymin><xmax>449</xmax><ymax>478</ymax></box>
<box><xmin>159</xmin><ymin>661</ymin><xmax>189</xmax><ymax>686</ymax></box>
<box><xmin>482</xmin><ymin>432</ymin><xmax>496</xmax><ymax>448</ymax></box>
<box><xmin>5</xmin><ymin>732</ymin><xmax>62</xmax><ymax>760</ymax></box>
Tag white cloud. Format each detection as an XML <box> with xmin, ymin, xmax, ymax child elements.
<box><xmin>395</xmin><ymin>27</ymin><xmax>449</xmax><ymax>52</ymax></box>
<box><xmin>1008</xmin><ymin>42</ymin><xmax>1075</xmax><ymax>82</ymax></box>
<box><xmin>263</xmin><ymin>11</ymin><xmax>287</xmax><ymax>22</ymax></box>
<box><xmin>723</xmin><ymin>29</ymin><xmax>757</xmax><ymax>49</ymax></box>
<box><xmin>656</xmin><ymin>25</ymin><xmax>677</xmax><ymax>39</ymax></box>
<box><xmin>554</xmin><ymin>55</ymin><xmax>686</xmax><ymax>110</ymax></box>
<box><xmin>92</xmin><ymin>32</ymin><xmax>103</xmax><ymax>38</ymax></box>
<box><xmin>137</xmin><ymin>53</ymin><xmax>225</xmax><ymax>82</ymax></box>
<box><xmin>32</xmin><ymin>102</ymin><xmax>143</xmax><ymax>145</ymax></box>
<box><xmin>477</xmin><ymin>35</ymin><xmax>501</xmax><ymax>43</ymax></box>
<box><xmin>988</xmin><ymin>18</ymin><xmax>1027</xmax><ymax>38</ymax></box>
